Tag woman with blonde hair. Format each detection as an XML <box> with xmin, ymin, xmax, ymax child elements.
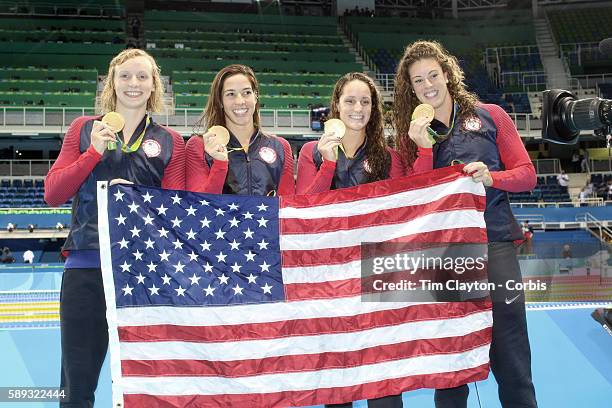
<box><xmin>185</xmin><ymin>64</ymin><xmax>294</xmax><ymax>195</ymax></box>
<box><xmin>45</xmin><ymin>48</ymin><xmax>185</xmax><ymax>407</ymax></box>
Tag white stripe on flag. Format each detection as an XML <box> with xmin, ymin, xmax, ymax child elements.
<box><xmin>119</xmin><ymin>345</ymin><xmax>490</xmax><ymax>395</ymax></box>
<box><xmin>120</xmin><ymin>310</ymin><xmax>492</xmax><ymax>361</ymax></box>
<box><xmin>116</xmin><ymin>296</ymin><xmax>428</xmax><ymax>326</ymax></box>
<box><xmin>280</xmin><ymin>210</ymin><xmax>485</xmax><ymax>251</ymax></box>
<box><xmin>282</xmin><ymin>259</ymin><xmax>362</xmax><ymax>284</ymax></box>
<box><xmin>280</xmin><ymin>177</ymin><xmax>485</xmax><ymax>219</ymax></box>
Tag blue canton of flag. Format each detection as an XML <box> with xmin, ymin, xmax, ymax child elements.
<box><xmin>107</xmin><ymin>184</ymin><xmax>284</xmax><ymax>306</ymax></box>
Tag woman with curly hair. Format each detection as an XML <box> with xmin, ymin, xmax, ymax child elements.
<box><xmin>296</xmin><ymin>72</ymin><xmax>430</xmax><ymax>196</ymax></box>
<box><xmin>185</xmin><ymin>64</ymin><xmax>294</xmax><ymax>196</ymax></box>
<box><xmin>394</xmin><ymin>40</ymin><xmax>537</xmax><ymax>408</ymax></box>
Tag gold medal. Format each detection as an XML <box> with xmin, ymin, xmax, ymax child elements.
<box><xmin>102</xmin><ymin>112</ymin><xmax>125</xmax><ymax>151</ymax></box>
<box><xmin>207</xmin><ymin>125</ymin><xmax>231</xmax><ymax>146</ymax></box>
<box><xmin>324</xmin><ymin>118</ymin><xmax>346</xmax><ymax>139</ymax></box>
<box><xmin>411</xmin><ymin>104</ymin><xmax>435</xmax><ymax>122</ymax></box>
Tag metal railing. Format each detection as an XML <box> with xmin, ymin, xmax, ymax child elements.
<box><xmin>510</xmin><ymin>198</ymin><xmax>607</xmax><ymax>208</ymax></box>
<box><xmin>0</xmin><ymin>161</ymin><xmax>54</xmax><ymax>177</ymax></box>
<box><xmin>531</xmin><ymin>159</ymin><xmax>561</xmax><ymax>174</ymax></box>
<box><xmin>0</xmin><ymin>107</ymin><xmax>312</xmax><ymax>131</ymax></box>
<box><xmin>375</xmin><ymin>73</ymin><xmax>395</xmax><ymax>92</ymax></box>
<box><xmin>575</xmin><ymin>212</ymin><xmax>612</xmax><ymax>243</ymax></box>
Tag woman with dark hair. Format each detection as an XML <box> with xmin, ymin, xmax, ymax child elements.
<box><xmin>185</xmin><ymin>64</ymin><xmax>294</xmax><ymax>195</ymax></box>
<box><xmin>44</xmin><ymin>48</ymin><xmax>185</xmax><ymax>407</ymax></box>
<box><xmin>296</xmin><ymin>72</ymin><xmax>431</xmax><ymax>196</ymax></box>
<box><xmin>296</xmin><ymin>72</ymin><xmax>432</xmax><ymax>408</ymax></box>
<box><xmin>394</xmin><ymin>40</ymin><xmax>537</xmax><ymax>408</ymax></box>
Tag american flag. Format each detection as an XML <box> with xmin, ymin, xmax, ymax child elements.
<box><xmin>97</xmin><ymin>166</ymin><xmax>493</xmax><ymax>408</ymax></box>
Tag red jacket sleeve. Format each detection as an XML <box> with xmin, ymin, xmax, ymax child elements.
<box><xmin>296</xmin><ymin>141</ymin><xmax>336</xmax><ymax>194</ymax></box>
<box><xmin>387</xmin><ymin>147</ymin><xmax>406</xmax><ymax>178</ymax></box>
<box><xmin>407</xmin><ymin>147</ymin><xmax>434</xmax><ymax>175</ymax></box>
<box><xmin>44</xmin><ymin>116</ymin><xmax>102</xmax><ymax>207</ymax></box>
<box><xmin>160</xmin><ymin>127</ymin><xmax>186</xmax><ymax>191</ymax></box>
<box><xmin>276</xmin><ymin>136</ymin><xmax>295</xmax><ymax>196</ymax></box>
<box><xmin>184</xmin><ymin>135</ymin><xmax>228</xmax><ymax>193</ymax></box>
<box><xmin>485</xmin><ymin>104</ymin><xmax>537</xmax><ymax>192</ymax></box>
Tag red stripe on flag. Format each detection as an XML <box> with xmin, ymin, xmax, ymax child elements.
<box><xmin>118</xmin><ymin>302</ymin><xmax>491</xmax><ymax>343</ymax></box>
<box><xmin>281</xmin><ymin>165</ymin><xmax>468</xmax><ymax>209</ymax></box>
<box><xmin>281</xmin><ymin>193</ymin><xmax>486</xmax><ymax>234</ymax></box>
<box><xmin>284</xmin><ymin>278</ymin><xmax>361</xmax><ymax>300</ymax></box>
<box><xmin>281</xmin><ymin>228</ymin><xmax>487</xmax><ymax>267</ymax></box>
<box><xmin>123</xmin><ymin>364</ymin><xmax>489</xmax><ymax>408</ymax></box>
<box><xmin>121</xmin><ymin>327</ymin><xmax>491</xmax><ymax>377</ymax></box>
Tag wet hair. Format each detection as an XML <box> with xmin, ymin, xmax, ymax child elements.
<box><xmin>100</xmin><ymin>48</ymin><xmax>163</xmax><ymax>113</ymax></box>
<box><xmin>393</xmin><ymin>40</ymin><xmax>479</xmax><ymax>166</ymax></box>
<box><xmin>330</xmin><ymin>72</ymin><xmax>390</xmax><ymax>182</ymax></box>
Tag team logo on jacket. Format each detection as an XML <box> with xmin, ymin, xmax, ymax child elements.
<box><xmin>463</xmin><ymin>116</ymin><xmax>482</xmax><ymax>132</ymax></box>
<box><xmin>142</xmin><ymin>140</ymin><xmax>161</xmax><ymax>158</ymax></box>
<box><xmin>363</xmin><ymin>159</ymin><xmax>371</xmax><ymax>173</ymax></box>
<box><xmin>258</xmin><ymin>147</ymin><xmax>277</xmax><ymax>164</ymax></box>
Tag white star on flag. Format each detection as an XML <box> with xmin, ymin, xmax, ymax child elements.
<box><xmin>172</xmin><ymin>239</ymin><xmax>184</xmax><ymax>250</ymax></box>
<box><xmin>200</xmin><ymin>217</ymin><xmax>211</xmax><ymax>228</ymax></box>
<box><xmin>115</xmin><ymin>214</ymin><xmax>126</xmax><ymax>225</ymax></box>
<box><xmin>216</xmin><ymin>252</ymin><xmax>227</xmax><ymax>263</ymax></box>
<box><xmin>185</xmin><ymin>205</ymin><xmax>197</xmax><ymax>216</ymax></box>
<box><xmin>144</xmin><ymin>238</ymin><xmax>155</xmax><ymax>249</ymax></box>
<box><xmin>113</xmin><ymin>190</ymin><xmax>124</xmax><ymax>201</ymax></box>
<box><xmin>143</xmin><ymin>214</ymin><xmax>154</xmax><ymax>225</ymax></box>
<box><xmin>118</xmin><ymin>238</ymin><xmax>129</xmax><ymax>249</ymax></box>
<box><xmin>174</xmin><ymin>261</ymin><xmax>185</xmax><ymax>273</ymax></box>
<box><xmin>129</xmin><ymin>226</ymin><xmax>141</xmax><ymax>238</ymax></box>
<box><xmin>142</xmin><ymin>192</ymin><xmax>154</xmax><ymax>203</ymax></box>
<box><xmin>203</xmin><ymin>285</ymin><xmax>215</xmax><ymax>296</ymax></box>
<box><xmin>159</xmin><ymin>250</ymin><xmax>170</xmax><ymax>262</ymax></box>
<box><xmin>171</xmin><ymin>194</ymin><xmax>182</xmax><ymax>204</ymax></box>
<box><xmin>122</xmin><ymin>284</ymin><xmax>133</xmax><ymax>295</ymax></box>
<box><xmin>128</xmin><ymin>201</ymin><xmax>139</xmax><ymax>213</ymax></box>
<box><xmin>259</xmin><ymin>261</ymin><xmax>271</xmax><ymax>273</ymax></box>
<box><xmin>171</xmin><ymin>217</ymin><xmax>182</xmax><ymax>228</ymax></box>
<box><xmin>156</xmin><ymin>204</ymin><xmax>168</xmax><ymax>216</ymax></box>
